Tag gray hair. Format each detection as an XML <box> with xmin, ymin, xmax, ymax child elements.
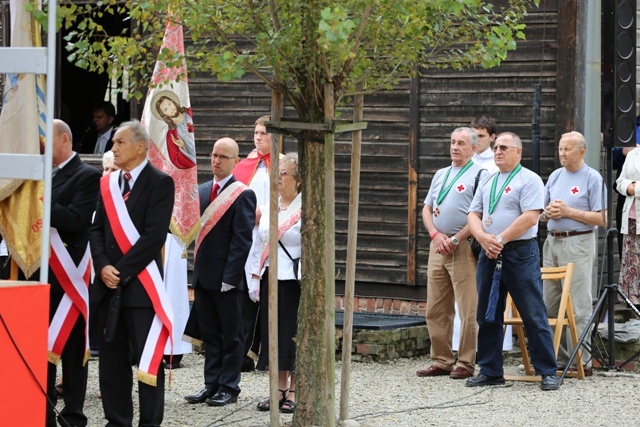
<box><xmin>452</xmin><ymin>127</ymin><xmax>478</xmax><ymax>146</ymax></box>
<box><xmin>102</xmin><ymin>150</ymin><xmax>115</xmax><ymax>167</ymax></box>
<box><xmin>53</xmin><ymin>119</ymin><xmax>73</xmax><ymax>142</ymax></box>
<box><xmin>561</xmin><ymin>131</ymin><xmax>587</xmax><ymax>150</ymax></box>
<box><xmin>119</xmin><ymin>120</ymin><xmax>149</xmax><ymax>149</ymax></box>
<box><xmin>497</xmin><ymin>132</ymin><xmax>522</xmax><ymax>148</ymax></box>
<box><xmin>282</xmin><ymin>152</ymin><xmax>301</xmax><ymax>193</ymax></box>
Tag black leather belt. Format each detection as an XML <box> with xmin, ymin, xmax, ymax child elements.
<box><xmin>503</xmin><ymin>238</ymin><xmax>536</xmax><ymax>250</ymax></box>
<box><xmin>548</xmin><ymin>230</ymin><xmax>593</xmax><ymax>238</ymax></box>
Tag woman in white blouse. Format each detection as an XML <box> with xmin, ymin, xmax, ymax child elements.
<box><xmin>248</xmin><ymin>152</ymin><xmax>301</xmax><ymax>413</ymax></box>
<box><xmin>616</xmin><ymin>147</ymin><xmax>640</xmax><ymax>305</ymax></box>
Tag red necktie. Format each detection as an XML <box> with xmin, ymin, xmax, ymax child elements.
<box><xmin>210</xmin><ymin>182</ymin><xmax>220</xmax><ymax>203</ymax></box>
<box><xmin>123</xmin><ymin>172</ymin><xmax>132</xmax><ymax>201</ymax></box>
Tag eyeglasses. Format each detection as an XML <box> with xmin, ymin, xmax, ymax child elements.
<box><xmin>209</xmin><ymin>153</ymin><xmax>237</xmax><ymax>160</ymax></box>
<box><xmin>491</xmin><ymin>145</ymin><xmax>520</xmax><ymax>153</ymax></box>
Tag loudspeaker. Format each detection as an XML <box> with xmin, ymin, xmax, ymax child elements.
<box><xmin>613</xmin><ymin>0</ymin><xmax>637</xmax><ymax>147</ymax></box>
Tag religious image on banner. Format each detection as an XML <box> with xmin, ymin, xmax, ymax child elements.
<box><xmin>0</xmin><ymin>0</ymin><xmax>44</xmax><ymax>277</ymax></box>
<box><xmin>141</xmin><ymin>19</ymin><xmax>200</xmax><ymax>247</ymax></box>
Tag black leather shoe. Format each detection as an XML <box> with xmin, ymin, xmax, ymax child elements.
<box><xmin>184</xmin><ymin>388</ymin><xmax>216</xmax><ymax>404</ymax></box>
<box><xmin>465</xmin><ymin>374</ymin><xmax>505</xmax><ymax>387</ymax></box>
<box><xmin>206</xmin><ymin>391</ymin><xmax>238</xmax><ymax>406</ymax></box>
<box><xmin>241</xmin><ymin>356</ymin><xmax>255</xmax><ymax>372</ymax></box>
<box><xmin>540</xmin><ymin>374</ymin><xmax>560</xmax><ymax>391</ymax></box>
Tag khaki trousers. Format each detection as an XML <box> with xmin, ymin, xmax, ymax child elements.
<box><xmin>426</xmin><ymin>239</ymin><xmax>478</xmax><ymax>373</ymax></box>
<box><xmin>543</xmin><ymin>232</ymin><xmax>596</xmax><ymax>366</ymax></box>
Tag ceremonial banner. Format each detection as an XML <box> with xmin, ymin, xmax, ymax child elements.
<box><xmin>141</xmin><ymin>18</ymin><xmax>200</xmax><ymax>247</ymax></box>
<box><xmin>0</xmin><ymin>0</ymin><xmax>44</xmax><ymax>277</ymax></box>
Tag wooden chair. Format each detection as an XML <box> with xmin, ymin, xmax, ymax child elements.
<box><xmin>503</xmin><ymin>263</ymin><xmax>585</xmax><ymax>381</ymax></box>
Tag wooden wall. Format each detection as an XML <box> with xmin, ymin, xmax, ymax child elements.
<box><xmin>183</xmin><ymin>2</ymin><xmax>561</xmax><ymax>301</ymax></box>
<box><xmin>0</xmin><ymin>1</ymin><xmax>563</xmax><ymax>301</ymax></box>
<box><xmin>414</xmin><ymin>3</ymin><xmax>560</xmax><ymax>291</ymax></box>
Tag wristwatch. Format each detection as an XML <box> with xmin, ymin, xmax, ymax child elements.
<box><xmin>451</xmin><ymin>236</ymin><xmax>459</xmax><ymax>245</ymax></box>
<box><xmin>496</xmin><ymin>235</ymin><xmax>503</xmax><ymax>244</ymax></box>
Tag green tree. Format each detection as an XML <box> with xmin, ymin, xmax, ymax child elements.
<box><xmin>44</xmin><ymin>1</ymin><xmax>539</xmax><ymax>425</ymax></box>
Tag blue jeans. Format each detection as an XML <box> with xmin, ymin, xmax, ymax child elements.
<box><xmin>476</xmin><ymin>239</ymin><xmax>557</xmax><ymax>376</ymax></box>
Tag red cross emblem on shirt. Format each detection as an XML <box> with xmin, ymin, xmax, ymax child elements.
<box><xmin>456</xmin><ymin>184</ymin><xmax>466</xmax><ymax>193</ymax></box>
<box><xmin>570</xmin><ymin>186</ymin><xmax>580</xmax><ymax>195</ymax></box>
<box><xmin>505</xmin><ymin>186</ymin><xmax>512</xmax><ymax>194</ymax></box>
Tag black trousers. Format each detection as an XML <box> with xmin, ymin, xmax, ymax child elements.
<box><xmin>194</xmin><ymin>286</ymin><xmax>244</xmax><ymax>395</ymax></box>
<box><xmin>97</xmin><ymin>298</ymin><xmax>164</xmax><ymax>427</ymax></box>
<box><xmin>46</xmin><ymin>293</ymin><xmax>88</xmax><ymax>427</ymax></box>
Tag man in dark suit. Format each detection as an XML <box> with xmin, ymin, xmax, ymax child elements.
<box><xmin>46</xmin><ymin>119</ymin><xmax>101</xmax><ymax>427</ymax></box>
<box><xmin>90</xmin><ymin>120</ymin><xmax>174</xmax><ymax>426</ymax></box>
<box><xmin>77</xmin><ymin>101</ymin><xmax>117</xmax><ymax>154</ymax></box>
<box><xmin>184</xmin><ymin>137</ymin><xmax>256</xmax><ymax>406</ymax></box>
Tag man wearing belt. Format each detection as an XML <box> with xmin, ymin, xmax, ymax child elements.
<box><xmin>416</xmin><ymin>127</ymin><xmax>487</xmax><ymax>380</ymax></box>
<box><xmin>541</xmin><ymin>131</ymin><xmax>606</xmax><ymax>374</ymax></box>
<box><xmin>467</xmin><ymin>132</ymin><xmax>559</xmax><ymax>391</ymax></box>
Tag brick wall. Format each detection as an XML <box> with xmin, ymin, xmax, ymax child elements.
<box><xmin>335</xmin><ymin>296</ymin><xmax>427</xmax><ymax>318</ymax></box>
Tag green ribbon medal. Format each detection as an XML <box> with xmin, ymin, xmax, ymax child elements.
<box><xmin>436</xmin><ymin>161</ymin><xmax>474</xmax><ymax>206</ymax></box>
<box><xmin>486</xmin><ymin>164</ymin><xmax>522</xmax><ymax>226</ymax></box>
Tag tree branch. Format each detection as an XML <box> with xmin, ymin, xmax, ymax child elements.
<box><xmin>341</xmin><ymin>4</ymin><xmax>371</xmax><ymax>76</ymax></box>
<box><xmin>268</xmin><ymin>0</ymin><xmax>281</xmax><ymax>32</ymax></box>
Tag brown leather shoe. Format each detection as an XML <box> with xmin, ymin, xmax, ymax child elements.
<box><xmin>416</xmin><ymin>365</ymin><xmax>451</xmax><ymax>377</ymax></box>
<box><xmin>449</xmin><ymin>366</ymin><xmax>473</xmax><ymax>379</ymax></box>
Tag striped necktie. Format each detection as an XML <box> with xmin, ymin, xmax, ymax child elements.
<box><xmin>122</xmin><ymin>172</ymin><xmax>132</xmax><ymax>201</ymax></box>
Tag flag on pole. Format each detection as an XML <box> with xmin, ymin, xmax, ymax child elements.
<box><xmin>142</xmin><ymin>17</ymin><xmax>200</xmax><ymax>248</ymax></box>
<box><xmin>0</xmin><ymin>0</ymin><xmax>44</xmax><ymax>278</ymax></box>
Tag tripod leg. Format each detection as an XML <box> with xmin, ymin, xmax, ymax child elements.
<box><xmin>560</xmin><ymin>287</ymin><xmax>609</xmax><ymax>382</ymax></box>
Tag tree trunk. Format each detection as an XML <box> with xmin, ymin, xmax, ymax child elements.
<box><xmin>293</xmin><ymin>129</ymin><xmax>329</xmax><ymax>427</ymax></box>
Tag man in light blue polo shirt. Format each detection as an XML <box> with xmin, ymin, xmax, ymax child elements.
<box><xmin>541</xmin><ymin>131</ymin><xmax>606</xmax><ymax>375</ymax></box>
<box><xmin>467</xmin><ymin>132</ymin><xmax>559</xmax><ymax>391</ymax></box>
<box><xmin>417</xmin><ymin>127</ymin><xmax>487</xmax><ymax>380</ymax></box>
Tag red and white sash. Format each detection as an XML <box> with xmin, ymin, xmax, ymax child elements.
<box><xmin>101</xmin><ymin>172</ymin><xmax>174</xmax><ymax>386</ymax></box>
<box><xmin>48</xmin><ymin>228</ymin><xmax>91</xmax><ymax>366</ymax></box>
<box><xmin>194</xmin><ymin>181</ymin><xmax>250</xmax><ymax>260</ymax></box>
<box><xmin>259</xmin><ymin>196</ymin><xmax>302</xmax><ymax>271</ymax></box>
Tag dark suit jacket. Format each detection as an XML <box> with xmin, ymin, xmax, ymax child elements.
<box><xmin>192</xmin><ymin>176</ymin><xmax>256</xmax><ymax>292</ymax></box>
<box><xmin>89</xmin><ymin>162</ymin><xmax>174</xmax><ymax>307</ymax></box>
<box><xmin>31</xmin><ymin>154</ymin><xmax>101</xmax><ymax>295</ymax></box>
<box><xmin>77</xmin><ymin>127</ymin><xmax>116</xmax><ymax>154</ymax></box>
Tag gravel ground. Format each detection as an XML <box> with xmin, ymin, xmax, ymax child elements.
<box><xmin>57</xmin><ymin>352</ymin><xmax>640</xmax><ymax>427</ymax></box>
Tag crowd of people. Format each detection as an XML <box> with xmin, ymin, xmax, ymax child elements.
<box><xmin>416</xmin><ymin>116</ymin><xmax>620</xmax><ymax>392</ymax></box>
<box><xmin>0</xmin><ymin>109</ymin><xmax>303</xmax><ymax>426</ymax></box>
<box><xmin>4</xmin><ymin>105</ymin><xmax>640</xmax><ymax>424</ymax></box>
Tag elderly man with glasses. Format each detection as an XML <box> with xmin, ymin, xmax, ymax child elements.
<box><xmin>467</xmin><ymin>132</ymin><xmax>560</xmax><ymax>391</ymax></box>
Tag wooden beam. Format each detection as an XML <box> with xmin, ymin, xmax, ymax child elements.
<box><xmin>333</xmin><ymin>121</ymin><xmax>368</xmax><ymax>133</ymax></box>
<box><xmin>407</xmin><ymin>76</ymin><xmax>420</xmax><ymax>286</ymax></box>
<box><xmin>339</xmin><ymin>87</ymin><xmax>364</xmax><ymax>421</ymax></box>
<box><xmin>266</xmin><ymin>120</ymin><xmax>367</xmax><ymax>135</ymax></box>
<box><xmin>555</xmin><ymin>0</ymin><xmax>578</xmax><ymax>151</ymax></box>
<box><xmin>267</xmin><ymin>90</ymin><xmax>282</xmax><ymax>427</ymax></box>
<box><xmin>266</xmin><ymin>120</ymin><xmax>331</xmax><ymax>132</ymax></box>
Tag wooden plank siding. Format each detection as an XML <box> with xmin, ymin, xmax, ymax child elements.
<box><xmin>0</xmin><ymin>2</ymin><xmax>563</xmax><ymax>301</ymax></box>
<box><xmin>185</xmin><ymin>2</ymin><xmax>561</xmax><ymax>298</ymax></box>
<box><xmin>413</xmin><ymin>4</ymin><xmax>561</xmax><ymax>292</ymax></box>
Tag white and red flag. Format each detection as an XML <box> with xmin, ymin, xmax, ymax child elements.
<box><xmin>141</xmin><ymin>18</ymin><xmax>200</xmax><ymax>247</ymax></box>
<box><xmin>0</xmin><ymin>0</ymin><xmax>45</xmax><ymax>277</ymax></box>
